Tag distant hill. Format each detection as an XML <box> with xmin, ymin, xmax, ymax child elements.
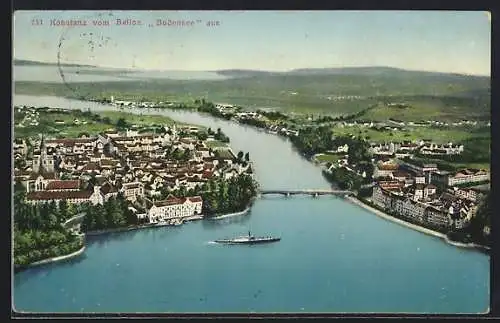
<box><xmin>216</xmin><ymin>66</ymin><xmax>489</xmax><ymax>79</ymax></box>
<box><xmin>214</xmin><ymin>69</ymin><xmax>280</xmax><ymax>78</ymax></box>
<box><xmin>14</xmin><ymin>62</ymin><xmax>491</xmax><ymax>119</ymax></box>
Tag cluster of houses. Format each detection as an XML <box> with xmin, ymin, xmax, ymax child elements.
<box><xmin>13</xmin><ymin>122</ymin><xmax>251</xmax><ymax>224</ymax></box>
<box><xmin>109</xmin><ymin>96</ymin><xmax>169</xmax><ymax>108</ymax></box>
<box><xmin>213</xmin><ymin>104</ymin><xmax>300</xmax><ymax>137</ymax></box>
<box><xmin>15</xmin><ymin>105</ymin><xmax>40</xmax><ymax>127</ymax></box>
<box><xmin>369</xmin><ymin>140</ymin><xmax>464</xmax><ymax>158</ymax></box>
<box><xmin>371</xmin><ymin>159</ymin><xmax>489</xmax><ymax>229</ymax></box>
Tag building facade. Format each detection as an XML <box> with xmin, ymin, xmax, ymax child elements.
<box><xmin>148</xmin><ymin>196</ymin><xmax>203</xmax><ymax>222</ymax></box>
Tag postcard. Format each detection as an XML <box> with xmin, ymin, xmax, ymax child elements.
<box><xmin>12</xmin><ymin>10</ymin><xmax>491</xmax><ymax>316</ymax></box>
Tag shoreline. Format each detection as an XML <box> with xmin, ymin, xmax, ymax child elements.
<box><xmin>85</xmin><ymin>224</ymin><xmax>153</xmax><ymax>236</ymax></box>
<box><xmin>208</xmin><ymin>207</ymin><xmax>251</xmax><ymax>220</ymax></box>
<box><xmin>85</xmin><ymin>214</ymin><xmax>204</xmax><ymax>237</ymax></box>
<box><xmin>18</xmin><ymin>245</ymin><xmax>86</xmax><ymax>271</ymax></box>
<box><xmin>345</xmin><ymin>196</ymin><xmax>490</xmax><ymax>252</ymax></box>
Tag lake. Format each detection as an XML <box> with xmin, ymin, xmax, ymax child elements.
<box><xmin>13</xmin><ymin>65</ymin><xmax>230</xmax><ymax>83</ymax></box>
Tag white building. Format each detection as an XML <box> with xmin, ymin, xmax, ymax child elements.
<box><xmin>121</xmin><ymin>182</ymin><xmax>145</xmax><ymax>202</ymax></box>
<box><xmin>148</xmin><ymin>196</ymin><xmax>203</xmax><ymax>222</ymax></box>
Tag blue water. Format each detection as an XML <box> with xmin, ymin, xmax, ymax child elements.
<box><xmin>13</xmin><ymin>66</ymin><xmax>230</xmax><ymax>83</ymax></box>
<box><xmin>12</xmin><ymin>95</ymin><xmax>490</xmax><ymax>314</ymax></box>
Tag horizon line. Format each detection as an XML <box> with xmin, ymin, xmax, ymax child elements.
<box><xmin>13</xmin><ymin>58</ymin><xmax>491</xmax><ymax>77</ymax></box>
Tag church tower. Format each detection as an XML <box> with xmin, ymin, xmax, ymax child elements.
<box><xmin>38</xmin><ymin>134</ymin><xmax>55</xmax><ymax>173</ymax></box>
<box><xmin>172</xmin><ymin>124</ymin><xmax>178</xmax><ymax>141</ymax></box>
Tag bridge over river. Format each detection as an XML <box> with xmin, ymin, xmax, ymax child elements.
<box><xmin>259</xmin><ymin>189</ymin><xmax>355</xmax><ymax>197</ymax></box>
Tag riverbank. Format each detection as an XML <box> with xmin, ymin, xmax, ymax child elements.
<box><xmin>207</xmin><ymin>207</ymin><xmax>251</xmax><ymax>220</ymax></box>
<box><xmin>345</xmin><ymin>196</ymin><xmax>489</xmax><ymax>252</ymax></box>
<box><xmin>16</xmin><ymin>245</ymin><xmax>86</xmax><ymax>272</ymax></box>
<box><xmin>84</xmin><ymin>224</ymin><xmax>155</xmax><ymax>236</ymax></box>
<box><xmin>84</xmin><ymin>215</ymin><xmax>204</xmax><ymax>236</ymax></box>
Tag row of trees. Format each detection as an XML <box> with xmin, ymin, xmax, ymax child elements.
<box><xmin>238</xmin><ymin>117</ymin><xmax>268</xmax><ymax>129</ymax></box>
<box><xmin>289</xmin><ymin>126</ymin><xmax>336</xmax><ymax>157</ymax></box>
<box><xmin>14</xmin><ymin>190</ymin><xmax>83</xmax><ymax>267</ymax></box>
<box><xmin>80</xmin><ymin>194</ymin><xmax>139</xmax><ymax>232</ymax></box>
<box><xmin>291</xmin><ymin>127</ymin><xmax>374</xmax><ymax>189</ymax></box>
<box><xmin>201</xmin><ymin>174</ymin><xmax>259</xmax><ymax>216</ymax></box>
<box><xmin>208</xmin><ymin>127</ymin><xmax>230</xmax><ymax>143</ymax></box>
<box><xmin>290</xmin><ymin>127</ymin><xmax>373</xmax><ymax>167</ymax></box>
<box><xmin>256</xmin><ymin>110</ymin><xmax>288</xmax><ymax>121</ymax></box>
<box><xmin>196</xmin><ymin>101</ymin><xmax>234</xmax><ymax>120</ymax></box>
<box><xmin>322</xmin><ymin>168</ymin><xmax>363</xmax><ymax>191</ymax></box>
<box><xmin>14</xmin><ymin>187</ymin><xmax>78</xmax><ymax>231</ymax></box>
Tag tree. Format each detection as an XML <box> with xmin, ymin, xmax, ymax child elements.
<box><xmin>182</xmin><ymin>149</ymin><xmax>192</xmax><ymax>161</ymax></box>
<box><xmin>197</xmin><ymin>132</ymin><xmax>208</xmax><ymax>141</ymax></box>
<box><xmin>14</xmin><ymin>180</ymin><xmax>25</xmax><ymax>193</ymax></box>
<box><xmin>244</xmin><ymin>152</ymin><xmax>250</xmax><ymax>162</ymax></box>
<box><xmin>56</xmin><ymin>200</ymin><xmax>68</xmax><ymax>222</ymax></box>
<box><xmin>116</xmin><ymin>118</ymin><xmax>128</xmax><ymax>129</ymax></box>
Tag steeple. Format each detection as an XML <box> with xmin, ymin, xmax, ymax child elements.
<box><xmin>40</xmin><ymin>134</ymin><xmax>46</xmax><ymax>156</ymax></box>
<box><xmin>36</xmin><ymin>134</ymin><xmax>46</xmax><ymax>174</ymax></box>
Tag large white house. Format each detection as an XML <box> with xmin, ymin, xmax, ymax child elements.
<box><xmin>148</xmin><ymin>196</ymin><xmax>203</xmax><ymax>222</ymax></box>
<box><xmin>121</xmin><ymin>182</ymin><xmax>145</xmax><ymax>202</ymax></box>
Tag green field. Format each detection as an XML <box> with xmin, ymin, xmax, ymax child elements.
<box><xmin>13</xmin><ymin>109</ymin><xmax>190</xmax><ymax>139</ymax></box>
<box><xmin>98</xmin><ymin>111</ymin><xmax>186</xmax><ymax>127</ymax></box>
<box><xmin>332</xmin><ymin>124</ymin><xmax>490</xmax><ymax>144</ymax></box>
<box><xmin>358</xmin><ymin>98</ymin><xmax>489</xmax><ymax>122</ymax></box>
<box><xmin>14</xmin><ymin>64</ymin><xmax>490</xmax><ymax>119</ymax></box>
<box><xmin>205</xmin><ymin>140</ymin><xmax>229</xmax><ymax>148</ymax></box>
<box><xmin>314</xmin><ymin>153</ymin><xmax>343</xmax><ymax>163</ymax></box>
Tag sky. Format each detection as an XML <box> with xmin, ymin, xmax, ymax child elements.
<box><xmin>13</xmin><ymin>10</ymin><xmax>491</xmax><ymax>75</ymax></box>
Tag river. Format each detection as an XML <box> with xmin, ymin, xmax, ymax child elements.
<box><xmin>13</xmin><ymin>95</ymin><xmax>490</xmax><ymax>314</ymax></box>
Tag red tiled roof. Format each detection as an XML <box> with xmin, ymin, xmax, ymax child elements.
<box><xmin>188</xmin><ymin>196</ymin><xmax>202</xmax><ymax>203</ymax></box>
<box><xmin>123</xmin><ymin>182</ymin><xmax>142</xmax><ymax>190</ymax></box>
<box><xmin>187</xmin><ymin>177</ymin><xmax>205</xmax><ymax>182</ymax></box>
<box><xmin>27</xmin><ymin>190</ymin><xmax>92</xmax><ymax>201</ymax></box>
<box><xmin>154</xmin><ymin>196</ymin><xmax>182</xmax><ymax>207</ymax></box>
<box><xmin>202</xmin><ymin>171</ymin><xmax>213</xmax><ymax>179</ymax></box>
<box><xmin>82</xmin><ymin>162</ymin><xmax>100</xmax><ymax>171</ymax></box>
<box><xmin>46</xmin><ymin>138</ymin><xmax>96</xmax><ymax>145</ymax></box>
<box><xmin>45</xmin><ymin>180</ymin><xmax>80</xmax><ymax>191</ymax></box>
<box><xmin>378</xmin><ymin>181</ymin><xmax>404</xmax><ymax>191</ymax></box>
<box><xmin>377</xmin><ymin>163</ymin><xmax>399</xmax><ymax>171</ymax></box>
<box><xmin>100</xmin><ymin>183</ymin><xmax>118</xmax><ymax>195</ymax></box>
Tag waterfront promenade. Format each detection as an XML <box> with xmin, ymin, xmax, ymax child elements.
<box><xmin>345</xmin><ymin>196</ymin><xmax>490</xmax><ymax>251</ymax></box>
